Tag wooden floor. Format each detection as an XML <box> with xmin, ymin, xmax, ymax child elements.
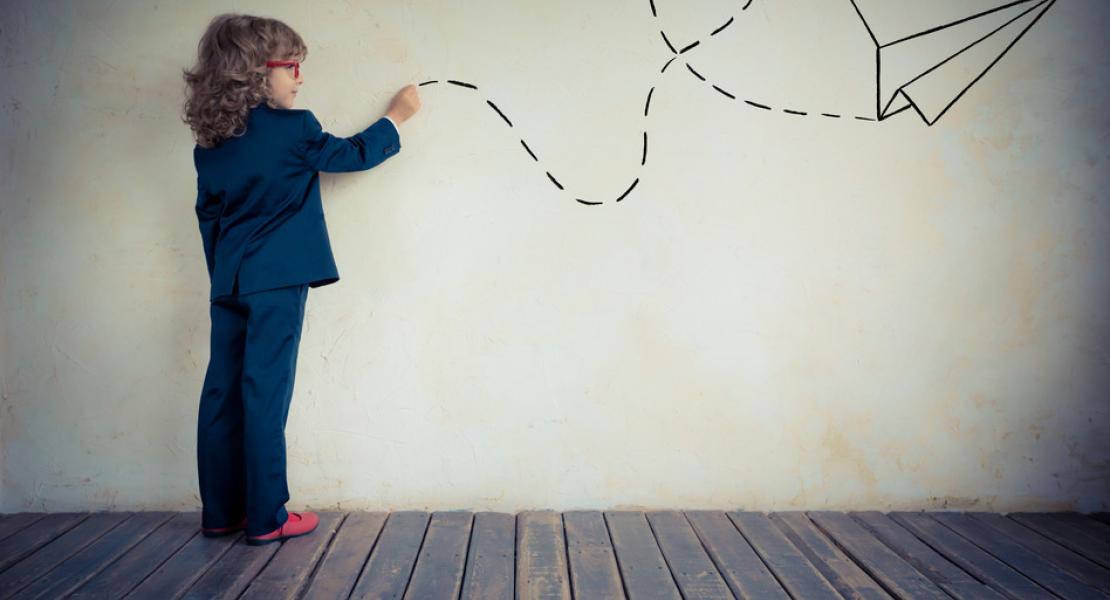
<box><xmin>0</xmin><ymin>510</ymin><xmax>1107</xmax><ymax>599</ymax></box>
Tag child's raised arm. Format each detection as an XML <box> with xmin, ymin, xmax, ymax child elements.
<box><xmin>296</xmin><ymin>85</ymin><xmax>421</xmax><ymax>173</ymax></box>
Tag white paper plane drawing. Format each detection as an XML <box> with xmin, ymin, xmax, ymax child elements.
<box><xmin>850</xmin><ymin>0</ymin><xmax>1058</xmax><ymax>124</ymax></box>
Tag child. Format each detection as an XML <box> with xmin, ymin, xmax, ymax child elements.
<box><xmin>181</xmin><ymin>13</ymin><xmax>420</xmax><ymax>545</ymax></box>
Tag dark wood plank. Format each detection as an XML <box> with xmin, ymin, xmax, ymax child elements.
<box><xmin>1043</xmin><ymin>513</ymin><xmax>1110</xmax><ymax>549</ymax></box>
<box><xmin>239</xmin><ymin>512</ymin><xmax>344</xmax><ymax>599</ymax></box>
<box><xmin>0</xmin><ymin>514</ymin><xmax>47</xmax><ymax>543</ymax></box>
<box><xmin>0</xmin><ymin>511</ymin><xmax>129</xmax><ymax>597</ymax></box>
<box><xmin>301</xmin><ymin>512</ymin><xmax>388</xmax><ymax>600</ymax></box>
<box><xmin>967</xmin><ymin>512</ymin><xmax>1110</xmax><ymax>595</ymax></box>
<box><xmin>808</xmin><ymin>511</ymin><xmax>948</xmax><ymax>599</ymax></box>
<box><xmin>179</xmin><ymin>531</ymin><xmax>281</xmax><ymax>599</ymax></box>
<box><xmin>10</xmin><ymin>512</ymin><xmax>174</xmax><ymax>600</ymax></box>
<box><xmin>403</xmin><ymin>511</ymin><xmax>473</xmax><ymax>599</ymax></box>
<box><xmin>606</xmin><ymin>511</ymin><xmax>681</xmax><ymax>600</ymax></box>
<box><xmin>460</xmin><ymin>512</ymin><xmax>514</xmax><ymax>600</ymax></box>
<box><xmin>348</xmin><ymin>510</ymin><xmax>430</xmax><ymax>599</ymax></box>
<box><xmin>686</xmin><ymin>510</ymin><xmax>790</xmax><ymax>600</ymax></box>
<box><xmin>0</xmin><ymin>512</ymin><xmax>87</xmax><ymax>571</ymax></box>
<box><xmin>564</xmin><ymin>510</ymin><xmax>623</xmax><ymax>600</ymax></box>
<box><xmin>123</xmin><ymin>520</ymin><xmax>241</xmax><ymax>598</ymax></box>
<box><xmin>889</xmin><ymin>511</ymin><xmax>1055</xmax><ymax>599</ymax></box>
<box><xmin>10</xmin><ymin>508</ymin><xmax>1107</xmax><ymax>600</ymax></box>
<box><xmin>516</xmin><ymin>510</ymin><xmax>571</xmax><ymax>600</ymax></box>
<box><xmin>771</xmin><ymin>511</ymin><xmax>892</xmax><ymax>600</ymax></box>
<box><xmin>932</xmin><ymin>512</ymin><xmax>1108</xmax><ymax>599</ymax></box>
<box><xmin>645</xmin><ymin>510</ymin><xmax>732</xmax><ymax>599</ymax></box>
<box><xmin>727</xmin><ymin>511</ymin><xmax>840</xmax><ymax>599</ymax></box>
<box><xmin>1010</xmin><ymin>512</ymin><xmax>1110</xmax><ymax>569</ymax></box>
<box><xmin>1053</xmin><ymin>513</ymin><xmax>1110</xmax><ymax>543</ymax></box>
<box><xmin>69</xmin><ymin>512</ymin><xmax>199</xmax><ymax>598</ymax></box>
<box><xmin>852</xmin><ymin>511</ymin><xmax>1006</xmax><ymax>600</ymax></box>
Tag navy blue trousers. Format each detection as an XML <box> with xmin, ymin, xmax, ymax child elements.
<box><xmin>197</xmin><ymin>280</ymin><xmax>308</xmax><ymax>537</ymax></box>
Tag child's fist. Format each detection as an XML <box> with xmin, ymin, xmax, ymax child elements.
<box><xmin>386</xmin><ymin>84</ymin><xmax>421</xmax><ymax>125</ymax></box>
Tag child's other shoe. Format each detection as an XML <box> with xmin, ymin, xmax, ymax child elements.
<box><xmin>201</xmin><ymin>516</ymin><xmax>247</xmax><ymax>537</ymax></box>
<box><xmin>245</xmin><ymin>511</ymin><xmax>319</xmax><ymax>546</ymax></box>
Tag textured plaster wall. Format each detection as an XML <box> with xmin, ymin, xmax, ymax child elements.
<box><xmin>1</xmin><ymin>0</ymin><xmax>1108</xmax><ymax>513</ymax></box>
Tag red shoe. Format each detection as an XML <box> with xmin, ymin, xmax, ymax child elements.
<box><xmin>202</xmin><ymin>516</ymin><xmax>247</xmax><ymax>537</ymax></box>
<box><xmin>245</xmin><ymin>511</ymin><xmax>319</xmax><ymax>546</ymax></box>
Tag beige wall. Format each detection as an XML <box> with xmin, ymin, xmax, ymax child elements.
<box><xmin>1</xmin><ymin>0</ymin><xmax>1107</xmax><ymax>513</ymax></box>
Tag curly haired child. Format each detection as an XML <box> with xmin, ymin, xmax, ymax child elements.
<box><xmin>181</xmin><ymin>13</ymin><xmax>420</xmax><ymax>545</ymax></box>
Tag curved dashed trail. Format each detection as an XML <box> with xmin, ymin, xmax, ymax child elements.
<box><xmin>417</xmin><ymin>0</ymin><xmax>873</xmax><ymax>206</ymax></box>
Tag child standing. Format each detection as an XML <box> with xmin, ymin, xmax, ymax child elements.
<box><xmin>181</xmin><ymin>13</ymin><xmax>420</xmax><ymax>545</ymax></box>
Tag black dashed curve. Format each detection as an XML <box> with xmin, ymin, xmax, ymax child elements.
<box><xmin>615</xmin><ymin>178</ymin><xmax>639</xmax><ymax>203</ymax></box>
<box><xmin>546</xmin><ymin>171</ymin><xmax>564</xmax><ymax>190</ymax></box>
<box><xmin>711</xmin><ymin>17</ymin><xmax>734</xmax><ymax>36</ymax></box>
<box><xmin>660</xmin><ymin>31</ymin><xmax>677</xmax><ymax>54</ymax></box>
<box><xmin>408</xmin><ymin>0</ymin><xmax>885</xmax><ymax>207</ymax></box>
<box><xmin>486</xmin><ymin>100</ymin><xmax>513</xmax><ymax>127</ymax></box>
<box><xmin>677</xmin><ymin>2</ymin><xmax>879</xmax><ymax>123</ymax></box>
<box><xmin>520</xmin><ymin>139</ymin><xmax>538</xmax><ymax>161</ymax></box>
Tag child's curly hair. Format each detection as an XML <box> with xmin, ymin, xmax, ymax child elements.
<box><xmin>182</xmin><ymin>14</ymin><xmax>307</xmax><ymax>148</ymax></box>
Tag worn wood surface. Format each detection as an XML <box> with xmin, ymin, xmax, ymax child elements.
<box><xmin>0</xmin><ymin>510</ymin><xmax>1107</xmax><ymax>598</ymax></box>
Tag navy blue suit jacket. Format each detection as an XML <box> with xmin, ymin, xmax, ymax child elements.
<box><xmin>193</xmin><ymin>103</ymin><xmax>400</xmax><ymax>301</ymax></box>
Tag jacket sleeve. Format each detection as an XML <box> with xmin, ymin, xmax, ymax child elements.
<box><xmin>194</xmin><ymin>174</ymin><xmax>220</xmax><ymax>280</ymax></box>
<box><xmin>297</xmin><ymin>110</ymin><xmax>401</xmax><ymax>173</ymax></box>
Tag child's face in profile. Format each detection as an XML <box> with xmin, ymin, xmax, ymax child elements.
<box><xmin>267</xmin><ymin>59</ymin><xmax>303</xmax><ymax>109</ymax></box>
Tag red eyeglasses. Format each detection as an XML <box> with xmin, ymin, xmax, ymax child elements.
<box><xmin>265</xmin><ymin>60</ymin><xmax>300</xmax><ymax>78</ymax></box>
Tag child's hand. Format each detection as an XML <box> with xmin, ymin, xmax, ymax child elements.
<box><xmin>385</xmin><ymin>85</ymin><xmax>421</xmax><ymax>125</ymax></box>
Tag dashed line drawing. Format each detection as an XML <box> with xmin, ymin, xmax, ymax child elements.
<box><xmin>660</xmin><ymin>31</ymin><xmax>678</xmax><ymax>54</ymax></box>
<box><xmin>520</xmin><ymin>139</ymin><xmax>538</xmax><ymax>162</ymax></box>
<box><xmin>615</xmin><ymin>178</ymin><xmax>640</xmax><ymax>203</ymax></box>
<box><xmin>486</xmin><ymin>100</ymin><xmax>513</xmax><ymax>127</ymax></box>
<box><xmin>711</xmin><ymin>17</ymin><xmax>735</xmax><ymax>36</ymax></box>
<box><xmin>546</xmin><ymin>171</ymin><xmax>564</xmax><ymax>190</ymax></box>
<box><xmin>415</xmin><ymin>0</ymin><xmax>1055</xmax><ymax>205</ymax></box>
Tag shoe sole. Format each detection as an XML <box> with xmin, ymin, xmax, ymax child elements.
<box><xmin>245</xmin><ymin>526</ymin><xmax>317</xmax><ymax>546</ymax></box>
<box><xmin>202</xmin><ymin>529</ymin><xmax>243</xmax><ymax>538</ymax></box>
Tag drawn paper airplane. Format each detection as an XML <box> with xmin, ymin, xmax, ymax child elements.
<box><xmin>850</xmin><ymin>0</ymin><xmax>1057</xmax><ymax>124</ymax></box>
